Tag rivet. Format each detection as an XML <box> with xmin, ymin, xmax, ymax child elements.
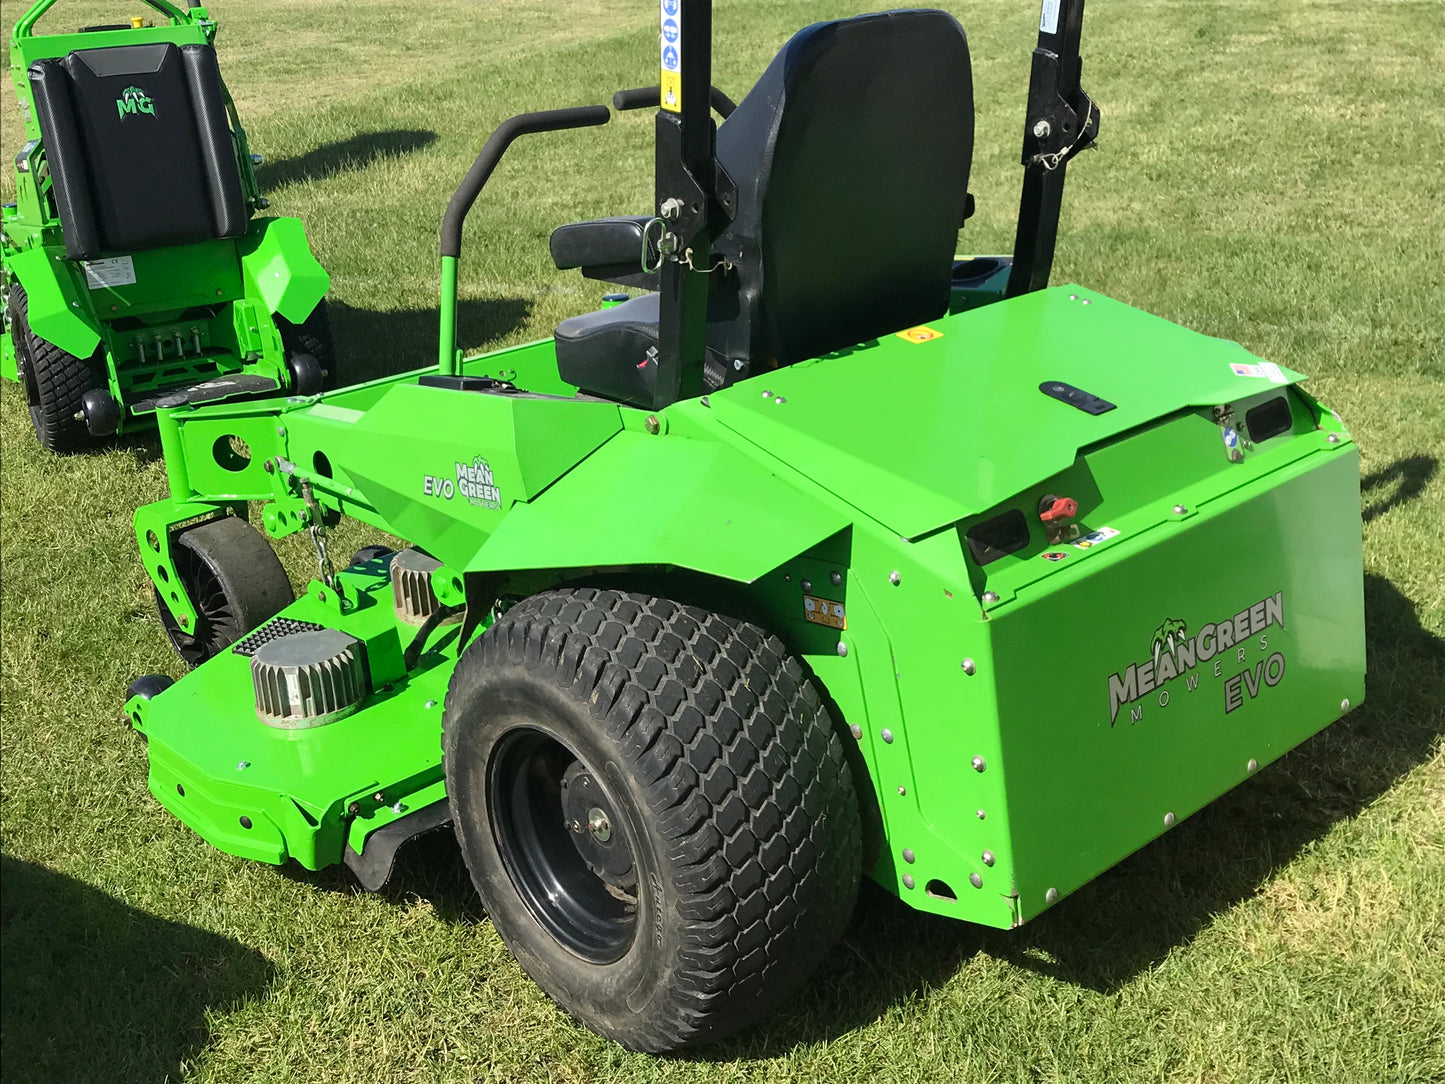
<box><xmin>373</xmin><ymin>792</ymin><xmax>385</xmax><ymax>803</ymax></box>
<box><xmin>732</xmin><ymin>358</ymin><xmax>743</xmax><ymax>371</ymax></box>
<box><xmin>1068</xmin><ymin>293</ymin><xmax>1078</xmax><ymax>301</ymax></box>
<box><xmin>902</xmin><ymin>848</ymin><xmax>916</xmax><ymax>864</ymax></box>
<box><xmin>969</xmin><ymin>873</ymin><xmax>983</xmax><ymax>889</ymax></box>
<box><xmin>644</xmin><ymin>414</ymin><xmax>660</xmax><ymax>435</ymax></box>
<box><xmin>888</xmin><ymin>570</ymin><xmax>901</xmax><ymax>586</ymax></box>
<box><xmin>392</xmin><ymin>802</ymin><xmax>406</xmax><ymax>814</ymax></box>
<box><xmin>1327</xmin><ymin>433</ymin><xmax>1340</xmax><ymax>444</ymax></box>
<box><xmin>830</xmin><ymin>571</ymin><xmax>842</xmax><ymax>586</ymax></box>
<box><xmin>982</xmin><ymin>591</ymin><xmax>999</xmax><ymax>604</ymax></box>
<box><xmin>1340</xmin><ymin>698</ymin><xmax>1350</xmax><ymax>712</ymax></box>
<box><xmin>424</xmin><ymin>699</ymin><xmax>437</xmax><ymax>709</ymax></box>
<box><xmin>849</xmin><ymin>724</ymin><xmax>863</xmax><ymax>740</ymax></box>
<box><xmin>774</xmin><ymin>397</ymin><xmax>787</xmax><ymax>405</ymax></box>
<box><xmin>836</xmin><ymin>641</ymin><xmax>848</xmax><ymax>658</ymax></box>
<box><xmin>761</xmin><ymin>389</ymin><xmax>773</xmax><ymax>397</ymax></box>
<box><xmin>902</xmin><ymin>874</ymin><xmax>916</xmax><ymax>890</ymax></box>
<box><xmin>1247</xmin><ymin>757</ymin><xmax>1259</xmax><ymax>773</ymax></box>
<box><xmin>976</xmin><ymin>809</ymin><xmax>986</xmax><ymax>820</ymax></box>
<box><xmin>1032</xmin><ymin>119</ymin><xmax>1052</xmax><ymax>139</ymax></box>
<box><xmin>971</xmin><ymin>755</ymin><xmax>986</xmax><ymax>772</ymax></box>
<box><xmin>1045</xmin><ymin>887</ymin><xmax>1058</xmax><ymax>905</ymax></box>
<box><xmin>897</xmin><ymin>785</ymin><xmax>907</xmax><ymax>796</ymax></box>
<box><xmin>348</xmin><ymin>802</ymin><xmax>361</xmax><ymax>816</ymax></box>
<box><xmin>961</xmin><ymin>658</ymin><xmax>976</xmax><ymax>676</ymax></box>
<box><xmin>1164</xmin><ymin>811</ymin><xmax>1176</xmax><ymax>828</ymax></box>
<box><xmin>700</xmin><ymin>395</ymin><xmax>710</xmax><ymax>407</ymax></box>
<box><xmin>981</xmin><ymin>850</ymin><xmax>995</xmax><ymax>866</ymax></box>
<box><xmin>1173</xmin><ymin>504</ymin><xmax>1188</xmax><ymax>515</ymax></box>
<box><xmin>881</xmin><ymin>729</ymin><xmax>894</xmax><ymax>744</ymax></box>
<box><xmin>236</xmin><ymin>760</ymin><xmax>250</xmax><ymax>770</ymax></box>
<box><xmin>801</xmin><ymin>579</ymin><xmax>812</xmax><ymax>592</ymax></box>
<box><xmin>1080</xmin><ymin>299</ymin><xmax>1092</xmax><ymax>306</ymax></box>
<box><xmin>276</xmin><ymin>426</ymin><xmax>286</xmax><ymax>437</ymax></box>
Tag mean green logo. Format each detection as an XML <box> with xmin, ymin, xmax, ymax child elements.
<box><xmin>115</xmin><ymin>86</ymin><xmax>155</xmax><ymax>119</ymax></box>
<box><xmin>1150</xmin><ymin>617</ymin><xmax>1188</xmax><ymax>665</ymax></box>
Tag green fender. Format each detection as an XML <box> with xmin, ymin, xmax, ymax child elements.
<box><xmin>466</xmin><ymin>430</ymin><xmax>851</xmax><ymax>584</ymax></box>
<box><xmin>5</xmin><ymin>247</ymin><xmax>101</xmax><ymax>358</ymax></box>
<box><xmin>237</xmin><ymin>217</ymin><xmax>330</xmax><ymax>324</ymax></box>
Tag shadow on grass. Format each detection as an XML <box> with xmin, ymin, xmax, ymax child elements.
<box><xmin>327</xmin><ymin>297</ymin><xmax>533</xmax><ymax>384</ymax></box>
<box><xmin>1361</xmin><ymin>453</ymin><xmax>1437</xmax><ymax>523</ymax></box>
<box><xmin>0</xmin><ymin>854</ymin><xmax>273</xmax><ymax>1084</ymax></box>
<box><xmin>256</xmin><ymin>129</ymin><xmax>439</xmax><ymax>191</ymax></box>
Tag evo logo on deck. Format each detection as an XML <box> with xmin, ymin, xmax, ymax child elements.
<box><xmin>423</xmin><ymin>456</ymin><xmax>501</xmax><ymax>509</ymax></box>
<box><xmin>116</xmin><ymin>85</ymin><xmax>155</xmax><ymax>119</ymax></box>
<box><xmin>1106</xmin><ymin>591</ymin><xmax>1286</xmax><ymax>725</ymax></box>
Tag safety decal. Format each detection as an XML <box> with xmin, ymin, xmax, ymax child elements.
<box><xmin>896</xmin><ymin>326</ymin><xmax>944</xmax><ymax>344</ymax></box>
<box><xmin>1040</xmin><ymin>0</ymin><xmax>1061</xmax><ymax>34</ymax></box>
<box><xmin>660</xmin><ymin>0</ymin><xmax>681</xmax><ymax>112</ymax></box>
<box><xmin>804</xmin><ymin>595</ymin><xmax>847</xmax><ymax>630</ymax></box>
<box><xmin>1260</xmin><ymin>361</ymin><xmax>1288</xmax><ymax>385</ymax></box>
<box><xmin>423</xmin><ymin>455</ymin><xmax>502</xmax><ymax>509</ymax></box>
<box><xmin>1070</xmin><ymin>525</ymin><xmax>1120</xmax><ymax>549</ymax></box>
<box><xmin>1229</xmin><ymin>362</ymin><xmax>1264</xmax><ymax>379</ymax></box>
<box><xmin>1105</xmin><ymin>591</ymin><xmax>1287</xmax><ymax>726</ymax></box>
<box><xmin>1041</xmin><ymin>550</ymin><xmax>1069</xmax><ymax>562</ymax></box>
<box><xmin>82</xmin><ymin>255</ymin><xmax>136</xmax><ymax>289</ymax></box>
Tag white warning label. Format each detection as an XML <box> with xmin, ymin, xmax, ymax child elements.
<box><xmin>82</xmin><ymin>255</ymin><xmax>136</xmax><ymax>289</ymax></box>
<box><xmin>1040</xmin><ymin>0</ymin><xmax>1061</xmax><ymax>34</ymax></box>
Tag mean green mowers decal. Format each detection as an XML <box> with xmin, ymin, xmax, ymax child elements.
<box><xmin>423</xmin><ymin>456</ymin><xmax>502</xmax><ymax>509</ymax></box>
<box><xmin>116</xmin><ymin>85</ymin><xmax>155</xmax><ymax>119</ymax></box>
<box><xmin>1108</xmin><ymin>592</ymin><xmax>1287</xmax><ymax>725</ymax></box>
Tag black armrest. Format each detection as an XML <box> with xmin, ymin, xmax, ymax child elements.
<box><xmin>549</xmin><ymin>215</ymin><xmax>653</xmax><ymax>271</ymax></box>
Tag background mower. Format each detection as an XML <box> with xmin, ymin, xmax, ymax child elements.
<box><xmin>123</xmin><ymin>0</ymin><xmax>1366</xmax><ymax>1052</ymax></box>
<box><xmin>1</xmin><ymin>0</ymin><xmax>331</xmax><ymax>452</ymax></box>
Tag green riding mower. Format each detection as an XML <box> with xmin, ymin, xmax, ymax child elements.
<box><xmin>1</xmin><ymin>0</ymin><xmax>331</xmax><ymax>452</ymax></box>
<box><xmin>123</xmin><ymin>0</ymin><xmax>1365</xmax><ymax>1052</ymax></box>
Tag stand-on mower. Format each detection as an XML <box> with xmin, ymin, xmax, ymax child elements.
<box><xmin>2</xmin><ymin>0</ymin><xmax>331</xmax><ymax>452</ymax></box>
<box><xmin>122</xmin><ymin>0</ymin><xmax>1366</xmax><ymax>1052</ymax></box>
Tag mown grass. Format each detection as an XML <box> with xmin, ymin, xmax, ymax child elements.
<box><xmin>2</xmin><ymin>2</ymin><xmax>1443</xmax><ymax>1082</ymax></box>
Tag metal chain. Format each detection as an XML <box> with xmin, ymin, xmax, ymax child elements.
<box><xmin>299</xmin><ymin>479</ymin><xmax>336</xmax><ymax>588</ymax></box>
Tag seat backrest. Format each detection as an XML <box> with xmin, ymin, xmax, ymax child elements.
<box><xmin>710</xmin><ymin>9</ymin><xmax>973</xmax><ymax>371</ymax></box>
<box><xmin>29</xmin><ymin>42</ymin><xmax>247</xmax><ymax>261</ymax></box>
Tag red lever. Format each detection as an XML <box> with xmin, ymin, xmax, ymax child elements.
<box><xmin>1040</xmin><ymin>496</ymin><xmax>1078</xmax><ymax>523</ymax></box>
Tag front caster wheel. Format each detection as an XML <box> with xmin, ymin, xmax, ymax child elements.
<box><xmin>155</xmin><ymin>516</ymin><xmax>295</xmax><ymax>667</ymax></box>
<box><xmin>443</xmin><ymin>588</ymin><xmax>862</xmax><ymax>1052</ymax></box>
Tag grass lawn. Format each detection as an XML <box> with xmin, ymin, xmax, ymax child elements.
<box><xmin>2</xmin><ymin>1</ymin><xmax>1442</xmax><ymax>1081</ymax></box>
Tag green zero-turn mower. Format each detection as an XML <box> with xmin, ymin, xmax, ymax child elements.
<box><xmin>1</xmin><ymin>0</ymin><xmax>331</xmax><ymax>453</ymax></box>
<box><xmin>122</xmin><ymin>0</ymin><xmax>1366</xmax><ymax>1052</ymax></box>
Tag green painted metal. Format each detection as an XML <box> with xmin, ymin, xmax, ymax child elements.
<box><xmin>438</xmin><ymin>255</ymin><xmax>459</xmax><ymax>373</ymax></box>
<box><xmin>1</xmin><ymin>0</ymin><xmax>328</xmax><ymax>438</ymax></box>
<box><xmin>130</xmin><ymin>279</ymin><xmax>1365</xmax><ymax>930</ymax></box>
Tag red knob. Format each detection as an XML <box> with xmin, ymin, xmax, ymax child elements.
<box><xmin>1040</xmin><ymin>496</ymin><xmax>1078</xmax><ymax>523</ymax></box>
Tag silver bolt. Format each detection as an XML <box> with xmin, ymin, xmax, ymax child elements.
<box><xmin>961</xmin><ymin>658</ymin><xmax>976</xmax><ymax>676</ymax></box>
<box><xmin>732</xmin><ymin>358</ymin><xmax>743</xmax><ymax>371</ymax></box>
<box><xmin>977</xmin><ymin>809</ymin><xmax>986</xmax><ymax>820</ymax></box>
<box><xmin>902</xmin><ymin>848</ymin><xmax>916</xmax><ymax>864</ymax></box>
<box><xmin>1327</xmin><ymin>433</ymin><xmax>1340</xmax><ymax>444</ymax></box>
<box><xmin>761</xmin><ymin>389</ymin><xmax>773</xmax><ymax>398</ymax></box>
<box><xmin>836</xmin><ymin>641</ymin><xmax>848</xmax><ymax>658</ymax></box>
<box><xmin>1080</xmin><ymin>299</ymin><xmax>1092</xmax><ymax>306</ymax></box>
<box><xmin>774</xmin><ymin>397</ymin><xmax>787</xmax><ymax>405</ymax></box>
<box><xmin>982</xmin><ymin>591</ymin><xmax>999</xmax><ymax>604</ymax></box>
<box><xmin>971</xmin><ymin>755</ymin><xmax>986</xmax><ymax>772</ymax></box>
<box><xmin>1032</xmin><ymin>119</ymin><xmax>1052</xmax><ymax>139</ymax></box>
<box><xmin>373</xmin><ymin>792</ymin><xmax>385</xmax><ymax>803</ymax></box>
<box><xmin>1173</xmin><ymin>504</ymin><xmax>1188</xmax><ymax>515</ymax></box>
<box><xmin>392</xmin><ymin>802</ymin><xmax>406</xmax><ymax>814</ymax></box>
<box><xmin>888</xmin><ymin>570</ymin><xmax>901</xmax><ymax>586</ymax></box>
<box><xmin>969</xmin><ymin>873</ymin><xmax>983</xmax><ymax>889</ymax></box>
<box><xmin>424</xmin><ymin>699</ymin><xmax>437</xmax><ymax>709</ymax></box>
<box><xmin>897</xmin><ymin>785</ymin><xmax>907</xmax><ymax>796</ymax></box>
<box><xmin>1247</xmin><ymin>757</ymin><xmax>1259</xmax><ymax>773</ymax></box>
<box><xmin>881</xmin><ymin>729</ymin><xmax>894</xmax><ymax>744</ymax></box>
<box><xmin>801</xmin><ymin>579</ymin><xmax>812</xmax><ymax>592</ymax></box>
<box><xmin>645</xmin><ymin>414</ymin><xmax>661</xmax><ymax>435</ymax></box>
<box><xmin>850</xmin><ymin>724</ymin><xmax>863</xmax><ymax>740</ymax></box>
<box><xmin>902</xmin><ymin>874</ymin><xmax>916</xmax><ymax>890</ymax></box>
<box><xmin>700</xmin><ymin>395</ymin><xmax>710</xmax><ymax>407</ymax></box>
<box><xmin>236</xmin><ymin>761</ymin><xmax>250</xmax><ymax>770</ymax></box>
<box><xmin>1045</xmin><ymin>887</ymin><xmax>1058</xmax><ymax>905</ymax></box>
<box><xmin>1069</xmin><ymin>293</ymin><xmax>1078</xmax><ymax>300</ymax></box>
<box><xmin>1164</xmin><ymin>811</ymin><xmax>1176</xmax><ymax>828</ymax></box>
<box><xmin>276</xmin><ymin>426</ymin><xmax>286</xmax><ymax>437</ymax></box>
<box><xmin>981</xmin><ymin>850</ymin><xmax>995</xmax><ymax>866</ymax></box>
<box><xmin>830</xmin><ymin>571</ymin><xmax>842</xmax><ymax>586</ymax></box>
<box><xmin>587</xmin><ymin>807</ymin><xmax>611</xmax><ymax>842</ymax></box>
<box><xmin>1341</xmin><ymin>698</ymin><xmax>1350</xmax><ymax>712</ymax></box>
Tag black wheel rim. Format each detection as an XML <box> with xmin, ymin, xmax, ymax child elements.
<box><xmin>156</xmin><ymin>544</ymin><xmax>236</xmax><ymax>666</ymax></box>
<box><xmin>489</xmin><ymin>728</ymin><xmax>639</xmax><ymax>964</ymax></box>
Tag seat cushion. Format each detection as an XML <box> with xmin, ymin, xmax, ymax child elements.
<box><xmin>29</xmin><ymin>42</ymin><xmax>246</xmax><ymax>260</ymax></box>
<box><xmin>554</xmin><ymin>292</ymin><xmax>660</xmax><ymax>407</ymax></box>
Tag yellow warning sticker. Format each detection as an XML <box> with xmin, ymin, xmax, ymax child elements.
<box><xmin>896</xmin><ymin>326</ymin><xmax>944</xmax><ymax>344</ymax></box>
<box><xmin>804</xmin><ymin>595</ymin><xmax>847</xmax><ymax>630</ymax></box>
<box><xmin>660</xmin><ymin>70</ymin><xmax>681</xmax><ymax>113</ymax></box>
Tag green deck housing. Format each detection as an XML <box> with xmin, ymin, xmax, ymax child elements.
<box><xmin>128</xmin><ymin>281</ymin><xmax>1365</xmax><ymax>928</ymax></box>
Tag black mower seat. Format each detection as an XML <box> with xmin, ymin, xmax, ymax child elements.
<box><xmin>550</xmin><ymin>215</ymin><xmax>654</xmax><ymax>277</ymax></box>
<box><xmin>28</xmin><ymin>42</ymin><xmax>247</xmax><ymax>261</ymax></box>
<box><xmin>554</xmin><ymin>8</ymin><xmax>974</xmax><ymax>408</ymax></box>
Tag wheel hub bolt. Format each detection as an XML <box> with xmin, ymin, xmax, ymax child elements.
<box><xmin>587</xmin><ymin>807</ymin><xmax>611</xmax><ymax>842</ymax></box>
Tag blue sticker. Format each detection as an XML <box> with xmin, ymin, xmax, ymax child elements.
<box><xmin>662</xmin><ymin>44</ymin><xmax>679</xmax><ymax>71</ymax></box>
<box><xmin>662</xmin><ymin>0</ymin><xmax>679</xmax><ymax>15</ymax></box>
<box><xmin>1223</xmin><ymin>427</ymin><xmax>1239</xmax><ymax>449</ymax></box>
<box><xmin>662</xmin><ymin>18</ymin><xmax>679</xmax><ymax>43</ymax></box>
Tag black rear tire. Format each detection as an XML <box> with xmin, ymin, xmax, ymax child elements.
<box><xmin>155</xmin><ymin>516</ymin><xmax>294</xmax><ymax>667</ymax></box>
<box><xmin>277</xmin><ymin>300</ymin><xmax>338</xmax><ymax>389</ymax></box>
<box><xmin>443</xmin><ymin>588</ymin><xmax>861</xmax><ymax>1052</ymax></box>
<box><xmin>8</xmin><ymin>282</ymin><xmax>105</xmax><ymax>453</ymax></box>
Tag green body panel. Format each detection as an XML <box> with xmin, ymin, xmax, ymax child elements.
<box><xmin>131</xmin><ymin>285</ymin><xmax>1366</xmax><ymax>930</ymax></box>
<box><xmin>1</xmin><ymin>1</ymin><xmax>328</xmax><ymax>433</ymax></box>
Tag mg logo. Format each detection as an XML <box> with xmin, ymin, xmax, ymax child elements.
<box><xmin>116</xmin><ymin>86</ymin><xmax>155</xmax><ymax>119</ymax></box>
